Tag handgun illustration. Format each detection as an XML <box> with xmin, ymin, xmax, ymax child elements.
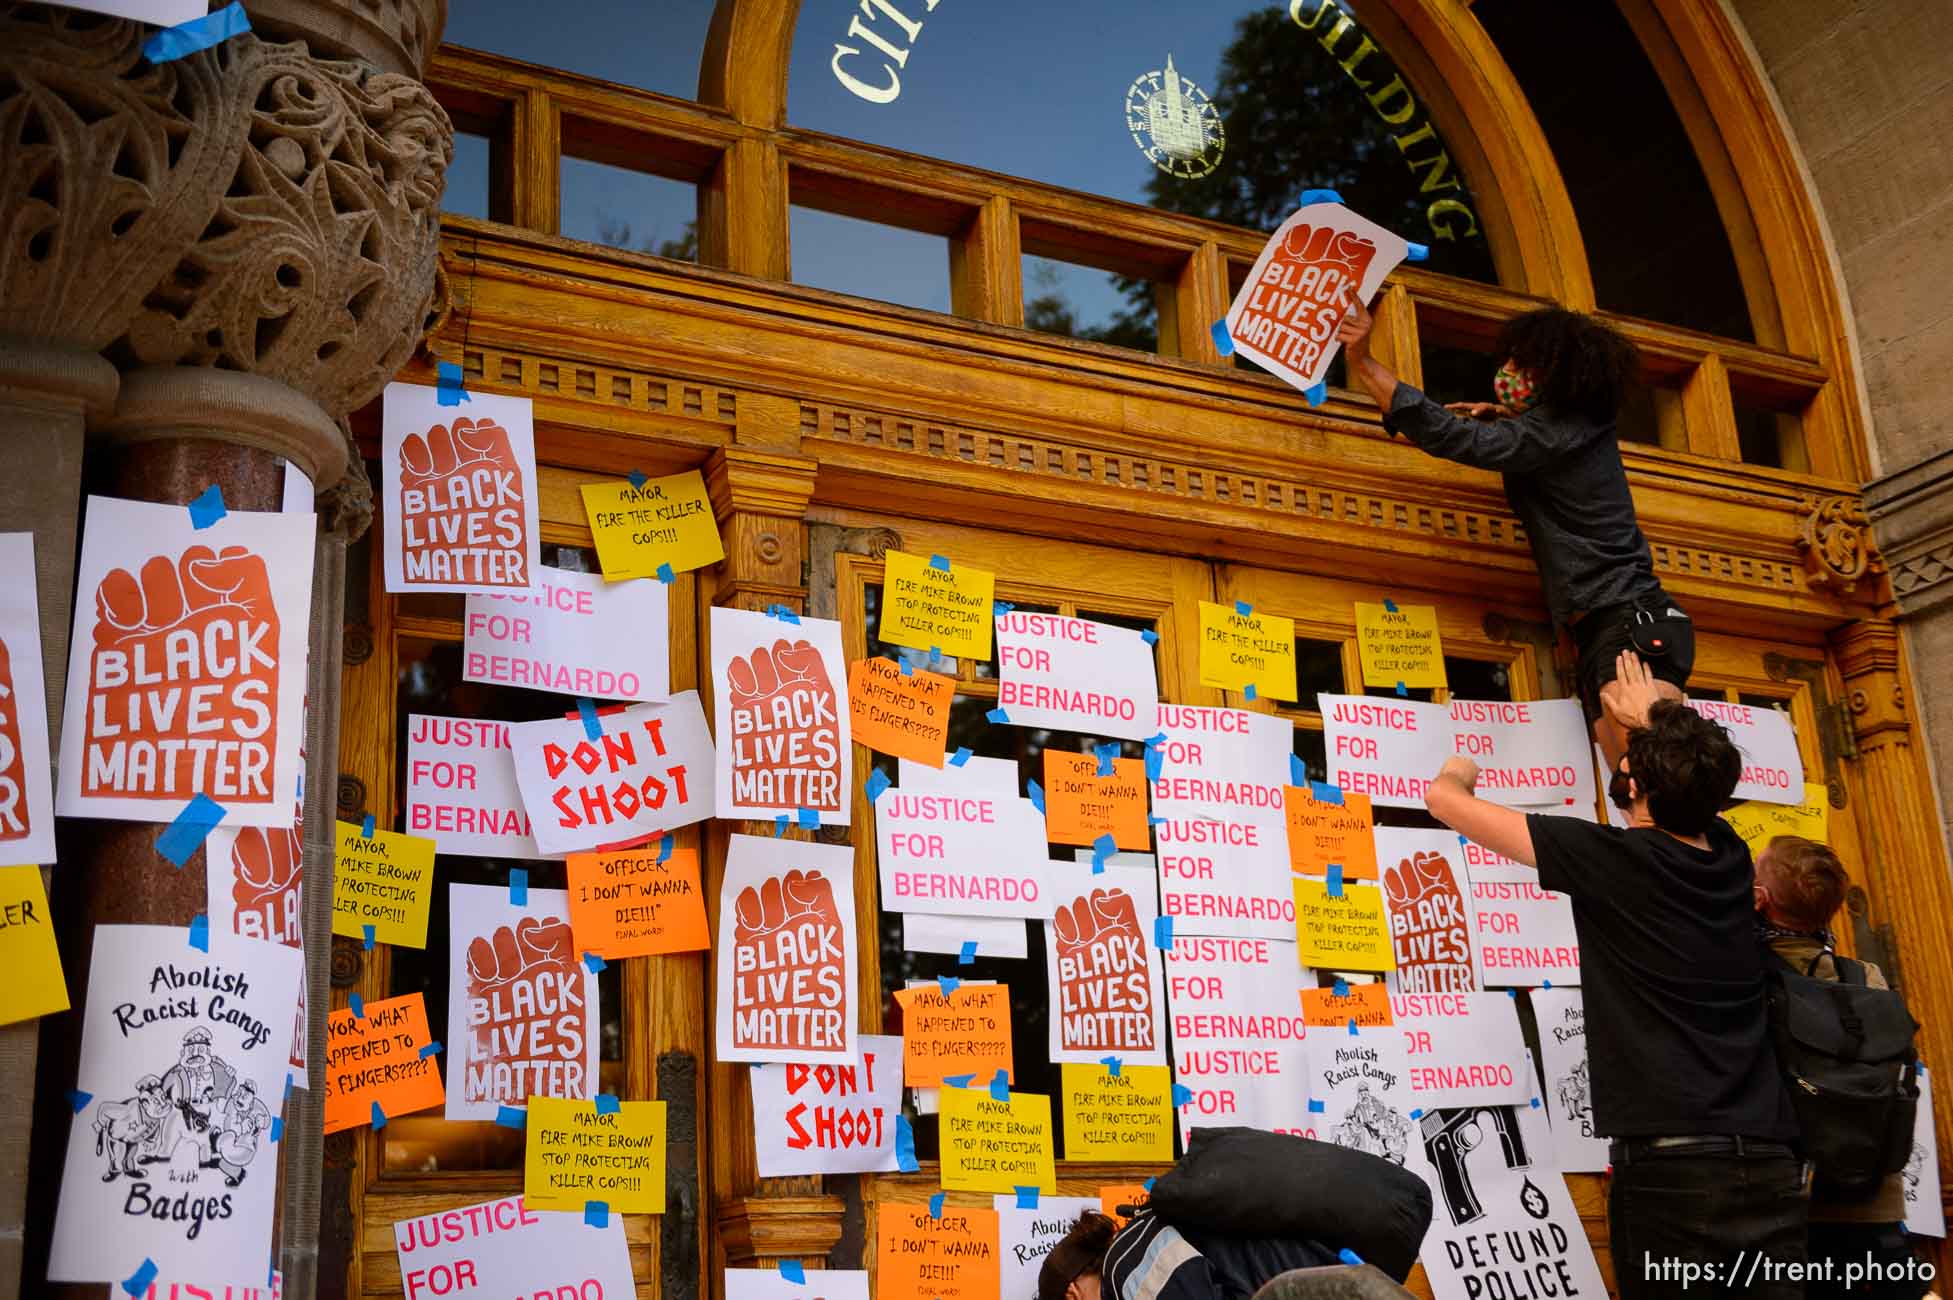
<box><xmin>1419</xmin><ymin>1106</ymin><xmax>1531</xmax><ymax>1225</ymax></box>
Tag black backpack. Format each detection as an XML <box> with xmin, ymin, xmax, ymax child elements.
<box><xmin>1764</xmin><ymin>949</ymin><xmax>1920</xmax><ymax>1198</ymax></box>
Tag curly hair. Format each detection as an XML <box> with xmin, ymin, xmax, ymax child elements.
<box><xmin>1039</xmin><ymin>1212</ymin><xmax>1120</xmax><ymax>1300</ymax></box>
<box><xmin>1495</xmin><ymin>307</ymin><xmax>1641</xmax><ymax>422</ymax></box>
<box><xmin>1623</xmin><ymin>700</ymin><xmax>1743</xmax><ymax>836</ymax></box>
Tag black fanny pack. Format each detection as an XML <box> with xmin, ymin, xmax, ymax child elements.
<box><xmin>1628</xmin><ymin>603</ymin><xmax>1689</xmax><ymax>660</ymax></box>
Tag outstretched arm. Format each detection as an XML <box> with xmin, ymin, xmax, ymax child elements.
<box><xmin>1424</xmin><ymin>757</ymin><xmax>1538</xmax><ymax>868</ymax></box>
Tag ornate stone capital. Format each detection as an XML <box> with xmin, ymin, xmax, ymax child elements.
<box><xmin>1796</xmin><ymin>493</ymin><xmax>1883</xmax><ymax>598</ymax></box>
<box><xmin>1867</xmin><ymin>446</ymin><xmax>1953</xmax><ymax>616</ymax></box>
<box><xmin>245</xmin><ymin>0</ymin><xmax>448</xmax><ymax>79</ymax></box>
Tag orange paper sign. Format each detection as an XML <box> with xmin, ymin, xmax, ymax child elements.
<box><xmin>1101</xmin><ymin>1182</ymin><xmax>1153</xmax><ymax>1227</ymax></box>
<box><xmin>848</xmin><ymin>657</ymin><xmax>953</xmax><ymax>767</ymax></box>
<box><xmin>324</xmin><ymin>992</ymin><xmax>444</xmax><ymax>1133</ymax></box>
<box><xmin>1283</xmin><ymin>786</ymin><xmax>1378</xmax><ymax>880</ymax></box>
<box><xmin>877</xmin><ymin>1202</ymin><xmax>1001</xmax><ymax>1300</ymax></box>
<box><xmin>1042</xmin><ymin>752</ymin><xmax>1150</xmax><ymax>850</ymax></box>
<box><xmin>894</xmin><ymin>983</ymin><xmax>1013</xmax><ymax>1086</ymax></box>
<box><xmin>566</xmin><ymin>844</ymin><xmax>709</xmax><ymax>959</ymax></box>
<box><xmin>1300</xmin><ymin>981</ymin><xmax>1394</xmax><ymax>1028</ymax></box>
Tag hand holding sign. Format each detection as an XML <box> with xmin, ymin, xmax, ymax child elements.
<box><xmin>231</xmin><ymin>823</ymin><xmax>303</xmax><ymax>945</ymax></box>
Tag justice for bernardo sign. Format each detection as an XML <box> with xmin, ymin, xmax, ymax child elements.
<box><xmin>876</xmin><ymin>761</ymin><xmax>1052</xmax><ymax>918</ymax></box>
<box><xmin>1163</xmin><ymin>933</ymin><xmax>1310</xmax><ymax>1140</ymax></box>
<box><xmin>1320</xmin><ymin>694</ymin><xmax>1593</xmax><ymax>810</ymax></box>
<box><xmin>716</xmin><ymin>835</ymin><xmax>859</xmax><ymax>1064</ymax></box>
<box><xmin>393</xmin><ymin>1195</ymin><xmax>635</xmax><ymax>1300</ymax></box>
<box><xmin>995</xmin><ymin>611</ymin><xmax>1160</xmax><ymax>742</ymax></box>
<box><xmin>382</xmin><ymin>383</ymin><xmax>540</xmax><ymax>594</ymax></box>
<box><xmin>463</xmin><ymin>564</ymin><xmax>670</xmax><ymax>702</ymax></box>
<box><xmin>1685</xmin><ymin>698</ymin><xmax>1806</xmax><ymax>804</ymax></box>
<box><xmin>405</xmin><ymin>715</ymin><xmax>541</xmax><ymax>858</ymax></box>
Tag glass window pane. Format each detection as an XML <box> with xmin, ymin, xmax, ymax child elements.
<box><xmin>560</xmin><ymin>157</ymin><xmax>697</xmax><ymax>260</ymax></box>
<box><xmin>445</xmin><ymin>131</ymin><xmax>492</xmax><ymax>220</ymax></box>
<box><xmin>1292</xmin><ymin>727</ymin><xmax>1327</xmax><ymax>785</ymax></box>
<box><xmin>442</xmin><ymin>0</ymin><xmax>715</xmax><ymax>100</ymax></box>
<box><xmin>1023</xmin><ymin>255</ymin><xmax>1159</xmax><ymax>352</ymax></box>
<box><xmin>1293</xmin><ymin>638</ymin><xmax>1345</xmax><ymax>715</ymax></box>
<box><xmin>1417</xmin><ymin>335</ymin><xmax>1495</xmax><ymax>406</ymax></box>
<box><xmin>791</xmin><ymin>207</ymin><xmax>952</xmax><ymax>315</ymax></box>
<box><xmin>1445</xmin><ymin>656</ymin><xmax>1512</xmax><ymax>702</ymax></box>
<box><xmin>790</xmin><ymin>2</ymin><xmax>1498</xmax><ymax>283</ymax></box>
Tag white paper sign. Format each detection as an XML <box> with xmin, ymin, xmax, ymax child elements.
<box><xmin>1414</xmin><ymin>1164</ymin><xmax>1608</xmax><ymax>1300</ymax></box>
<box><xmin>1309</xmin><ymin>1024</ymin><xmax>1416</xmax><ymax>1168</ymax></box>
<box><xmin>445</xmin><ymin>883</ymin><xmax>598</xmax><ymax>1120</ymax></box>
<box><xmin>49</xmin><ymin>925</ymin><xmax>303</xmax><ymax>1287</ymax></box>
<box><xmin>1043</xmin><ymin>861</ymin><xmax>1167</xmax><ymax>1066</ymax></box>
<box><xmin>507</xmin><ymin>692</ymin><xmax>715</xmax><ymax>855</ymax></box>
<box><xmin>994</xmin><ymin>1195</ymin><xmax>1103</xmax><ymax>1300</ymax></box>
<box><xmin>1319</xmin><ymin>694</ymin><xmax>1450</xmax><ymax>809</ymax></box>
<box><xmin>902</xmin><ymin>912</ymin><xmax>1029</xmax><ymax>960</ymax></box>
<box><xmin>716</xmin><ymin>834</ymin><xmax>859</xmax><ymax>1064</ymax></box>
<box><xmin>0</xmin><ymin>533</ymin><xmax>56</xmax><ymax>863</ymax></box>
<box><xmin>393</xmin><ymin>1195</ymin><xmax>635</xmax><ymax>1300</ymax></box>
<box><xmin>1375</xmin><ymin>827</ymin><xmax>1482</xmax><ymax>995</ymax></box>
<box><xmin>140</xmin><ymin>1269</ymin><xmax>284</xmax><ymax>1299</ymax></box>
<box><xmin>1529</xmin><ymin>986</ymin><xmax>1608</xmax><ymax>1173</ymax></box>
<box><xmin>750</xmin><ymin>1035</ymin><xmax>902</xmax><ymax>1177</ymax></box>
<box><xmin>711</xmin><ymin>607</ymin><xmax>852</xmax><ymax>825</ymax></box>
<box><xmin>995</xmin><ymin>611</ymin><xmax>1160</xmax><ymax>741</ymax></box>
<box><xmin>1165</xmin><ymin>933</ymin><xmax>1311</xmax><ymax>1140</ymax></box>
<box><xmin>1904</xmin><ymin>1064</ymin><xmax>1945</xmax><ymax>1237</ymax></box>
<box><xmin>405</xmin><ymin>714</ymin><xmax>543</xmax><ymax>858</ymax></box>
<box><xmin>1444</xmin><ymin>698</ymin><xmax>1595</xmax><ymax>810</ymax></box>
<box><xmin>381</xmin><ymin>382</ymin><xmax>541</xmax><ymax>594</ymax></box>
<box><xmin>58</xmin><ymin>497</ymin><xmax>314</xmax><ymax>827</ymax></box>
<box><xmin>206</xmin><ymin>818</ymin><xmax>309</xmax><ymax>1072</ymax></box>
<box><xmin>1152</xmin><ymin>704</ymin><xmax>1294</xmax><ymax>940</ymax></box>
<box><xmin>877</xmin><ymin>760</ymin><xmax>1052</xmax><ymax>919</ymax></box>
<box><xmin>1685</xmin><ymin>698</ymin><xmax>1806</xmax><ymax>804</ymax></box>
<box><xmin>1466</xmin><ymin>843</ymin><xmax>1581</xmax><ymax>988</ymax></box>
<box><xmin>45</xmin><ymin>1</ymin><xmax>207</xmax><ymax>22</ymax></box>
<box><xmin>464</xmin><ymin>564</ymin><xmax>670</xmax><ymax>702</ymax></box>
<box><xmin>725</xmin><ymin>1268</ymin><xmax>871</xmax><ymax>1300</ymax></box>
<box><xmin>1392</xmin><ymin>991</ymin><xmax>1532</xmax><ymax>1109</ymax></box>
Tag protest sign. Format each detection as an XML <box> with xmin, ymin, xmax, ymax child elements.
<box><xmin>1466</xmin><ymin>844</ymin><xmax>1581</xmax><ymax>987</ymax></box>
<box><xmin>1724</xmin><ymin>782</ymin><xmax>1829</xmax><ymax>854</ymax></box>
<box><xmin>1529</xmin><ymin>985</ymin><xmax>1608</xmax><ymax>1173</ymax></box>
<box><xmin>1392</xmin><ymin>991</ymin><xmax>1531</xmax><ymax>1109</ymax></box>
<box><xmin>1060</xmin><ymin>1063</ymin><xmax>1173</xmax><ymax>1162</ymax></box>
<box><xmin>137</xmin><ymin>1269</ymin><xmax>282</xmax><ymax>1299</ymax></box>
<box><xmin>848</xmin><ymin>657</ymin><xmax>952</xmax><ymax>767</ymax></box>
<box><xmin>1042</xmin><ymin>751</ymin><xmax>1149</xmax><ymax>850</ymax></box>
<box><xmin>1904</xmin><ymin>1066</ymin><xmax>1945</xmax><ymax>1237</ymax></box>
<box><xmin>1375</xmin><ymin>828</ymin><xmax>1480</xmax><ymax>994</ymax></box>
<box><xmin>382</xmin><ymin>383</ymin><xmax>539</xmax><ymax>593</ymax></box>
<box><xmin>876</xmin><ymin>1202</ymin><xmax>1001</xmax><ymax>1300</ymax></box>
<box><xmin>1100</xmin><ymin>1183</ymin><xmax>1152</xmax><ymax>1226</ymax></box>
<box><xmin>894</xmin><ymin>982</ymin><xmax>1013</xmax><ymax>1085</ymax></box>
<box><xmin>1686</xmin><ymin>697</ymin><xmax>1805</xmax><ymax>803</ymax></box>
<box><xmin>750</xmin><ymin>1035</ymin><xmax>902</xmax><ymax>1177</ymax></box>
<box><xmin>1414</xmin><ymin>1165</ymin><xmax>1608</xmax><ymax>1300</ymax></box>
<box><xmin>940</xmin><ymin>1085</ymin><xmax>1056</xmax><ymax>1195</ymax></box>
<box><xmin>876</xmin><ymin>761</ymin><xmax>1051</xmax><ymax>919</ymax></box>
<box><xmin>0</xmin><ymin>864</ymin><xmax>67</xmax><ymax>1025</ymax></box>
<box><xmin>49</xmin><ymin>925</ymin><xmax>302</xmax><ymax>1288</ymax></box>
<box><xmin>902</xmin><ymin>912</ymin><xmax>1029</xmax><ymax>960</ymax></box>
<box><xmin>1300</xmin><ymin>979</ymin><xmax>1393</xmax><ymax>1028</ymax></box>
<box><xmin>726</xmin><ymin>1268</ymin><xmax>872</xmax><ymax>1300</ymax></box>
<box><xmin>59</xmin><ymin>496</ymin><xmax>313</xmax><ymax>826</ymax></box>
<box><xmin>208</xmin><ymin>823</ymin><xmax>305</xmax><ymax>949</ymax></box>
<box><xmin>1164</xmin><ymin>933</ymin><xmax>1310</xmax><ymax>1140</ymax></box>
<box><xmin>565</xmin><ymin>844</ymin><xmax>709</xmax><ymax>959</ymax></box>
<box><xmin>880</xmin><ymin>550</ymin><xmax>995</xmax><ymax>660</ymax></box>
<box><xmin>0</xmin><ymin>534</ymin><xmax>55</xmax><ymax>863</ymax></box>
<box><xmin>393</xmin><ymin>1195</ymin><xmax>635</xmax><ymax>1300</ymax></box>
<box><xmin>995</xmin><ymin>1195</ymin><xmax>1102</xmax><ymax>1300</ymax></box>
<box><xmin>463</xmin><ymin>564</ymin><xmax>669</xmax><ymax>702</ymax></box>
<box><xmin>1308</xmin><ymin>1025</ymin><xmax>1416</xmax><ymax>1167</ymax></box>
<box><xmin>716</xmin><ymin>835</ymin><xmax>857</xmax><ymax>1064</ymax></box>
<box><xmin>1355</xmin><ymin>601</ymin><xmax>1446</xmax><ymax>691</ymax></box>
<box><xmin>323</xmin><ymin>992</ymin><xmax>443</xmax><ymax>1134</ymax></box>
<box><xmin>1318</xmin><ymin>694</ymin><xmax>1449</xmax><ymax>809</ymax></box>
<box><xmin>445</xmin><ymin>883</ymin><xmax>598</xmax><ymax>1120</ymax></box>
<box><xmin>579</xmin><ymin>469</ymin><xmax>723</xmax><ymax>582</ymax></box>
<box><xmin>330</xmin><ymin>821</ymin><xmax>436</xmax><ymax>949</ymax></box>
<box><xmin>1152</xmin><ymin>704</ymin><xmax>1295</xmax><ymax>940</ymax></box>
<box><xmin>50</xmin><ymin>0</ymin><xmax>207</xmax><ymax>21</ymax></box>
<box><xmin>1221</xmin><ymin>200</ymin><xmax>1410</xmax><ymax>395</ymax></box>
<box><xmin>1446</xmin><ymin>698</ymin><xmax>1594</xmax><ymax>809</ymax></box>
<box><xmin>1293</xmin><ymin>874</ymin><xmax>1394</xmax><ymax>972</ymax></box>
<box><xmin>1043</xmin><ymin>861</ymin><xmax>1166</xmax><ymax>1066</ymax></box>
<box><xmin>712</xmin><ymin>607</ymin><xmax>851</xmax><ymax>825</ymax></box>
<box><xmin>1197</xmin><ymin>601</ymin><xmax>1297</xmax><ymax>701</ymax></box>
<box><xmin>1283</xmin><ymin>785</ymin><xmax>1377</xmax><ymax>880</ymax></box>
<box><xmin>405</xmin><ymin>714</ymin><xmax>542</xmax><ymax>858</ymax></box>
<box><xmin>508</xmin><ymin>692</ymin><xmax>715</xmax><ymax>856</ymax></box>
<box><xmin>996</xmin><ymin>611</ymin><xmax>1160</xmax><ymax>741</ymax></box>
<box><xmin>525</xmin><ymin>1096</ymin><xmax>667</xmax><ymax>1214</ymax></box>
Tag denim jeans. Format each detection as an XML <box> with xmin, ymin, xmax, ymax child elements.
<box><xmin>1608</xmin><ymin>1147</ymin><xmax>1809</xmax><ymax>1299</ymax></box>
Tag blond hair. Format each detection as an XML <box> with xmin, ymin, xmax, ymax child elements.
<box><xmin>1758</xmin><ymin>835</ymin><xmax>1848</xmax><ymax>932</ymax></box>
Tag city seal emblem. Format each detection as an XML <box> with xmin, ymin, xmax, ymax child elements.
<box><xmin>1125</xmin><ymin>54</ymin><xmax>1225</xmax><ymax>179</ymax></box>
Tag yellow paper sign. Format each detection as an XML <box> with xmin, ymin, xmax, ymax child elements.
<box><xmin>879</xmin><ymin>550</ymin><xmax>996</xmax><ymax>660</ymax></box>
<box><xmin>1283</xmin><ymin>786</ymin><xmax>1379</xmax><ymax>880</ymax></box>
<box><xmin>566</xmin><ymin>845</ymin><xmax>710</xmax><ymax>959</ymax></box>
<box><xmin>895</xmin><ymin>984</ymin><xmax>1014</xmax><ymax>1086</ymax></box>
<box><xmin>323</xmin><ymin>992</ymin><xmax>444</xmax><ymax>1133</ymax></box>
<box><xmin>1354</xmin><ymin>601</ymin><xmax>1447</xmax><ymax>690</ymax></box>
<box><xmin>1724</xmin><ymin>783</ymin><xmax>1830</xmax><ymax>855</ymax></box>
<box><xmin>0</xmin><ymin>865</ymin><xmax>67</xmax><ymax>1026</ymax></box>
<box><xmin>1060</xmin><ymin>1063</ymin><xmax>1174</xmax><ymax>1162</ymax></box>
<box><xmin>1292</xmin><ymin>875</ymin><xmax>1395</xmax><ymax>971</ymax></box>
<box><xmin>330</xmin><ymin>820</ymin><xmax>437</xmax><ymax>949</ymax></box>
<box><xmin>1042</xmin><ymin>751</ymin><xmax>1151</xmax><ymax>850</ymax></box>
<box><xmin>525</xmin><ymin>1095</ymin><xmax>668</xmax><ymax>1214</ymax></box>
<box><xmin>1197</xmin><ymin>601</ymin><xmax>1298</xmax><ymax>702</ymax></box>
<box><xmin>580</xmin><ymin>469</ymin><xmax>725</xmax><ymax>581</ymax></box>
<box><xmin>940</xmin><ymin>1085</ymin><xmax>1056</xmax><ymax>1194</ymax></box>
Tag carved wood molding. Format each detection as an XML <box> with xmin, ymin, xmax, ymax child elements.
<box><xmin>1830</xmin><ymin>620</ymin><xmax>1912</xmax><ymax>747</ymax></box>
<box><xmin>438</xmin><ymin>339</ymin><xmax>740</xmax><ymax>427</ymax></box>
<box><xmin>714</xmin><ymin>1194</ymin><xmax>847</xmax><ymax>1266</ymax></box>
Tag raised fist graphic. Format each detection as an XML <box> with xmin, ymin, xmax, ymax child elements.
<box><xmin>0</xmin><ymin>634</ymin><xmax>27</xmax><ymax>841</ymax></box>
<box><xmin>396</xmin><ymin>416</ymin><xmax>529</xmax><ymax>588</ymax></box>
<box><xmin>466</xmin><ymin>915</ymin><xmax>576</xmax><ymax>990</ymax></box>
<box><xmin>733</xmin><ymin>868</ymin><xmax>840</xmax><ymax>948</ymax></box>
<box><xmin>463</xmin><ymin>911</ymin><xmax>587</xmax><ymax>1105</ymax></box>
<box><xmin>1053</xmin><ymin>888</ymin><xmax>1143</xmax><ymax>953</ymax></box>
<box><xmin>730</xmin><ymin>868</ymin><xmax>848</xmax><ymax>1053</ymax></box>
<box><xmin>725</xmin><ymin>638</ymin><xmax>842</xmax><ymax>812</ymax></box>
<box><xmin>1053</xmin><ymin>887</ymin><xmax>1155</xmax><ymax>1054</ymax></box>
<box><xmin>1277</xmin><ymin>223</ymin><xmax>1379</xmax><ymax>302</ymax></box>
<box><xmin>85</xmin><ymin>545</ymin><xmax>280</xmax><ymax>805</ymax></box>
<box><xmin>231</xmin><ymin>823</ymin><xmax>303</xmax><ymax>946</ymax></box>
<box><xmin>1383</xmin><ymin>850</ymin><xmax>1473</xmax><ymax>993</ymax></box>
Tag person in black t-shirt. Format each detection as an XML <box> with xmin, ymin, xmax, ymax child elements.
<box><xmin>1424</xmin><ymin>651</ymin><xmax>1805</xmax><ymax>1299</ymax></box>
<box><xmin>1337</xmin><ymin>302</ymin><xmax>1695</xmax><ymax>777</ymax></box>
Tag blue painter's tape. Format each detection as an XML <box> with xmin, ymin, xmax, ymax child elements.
<box><xmin>928</xmin><ymin>554</ymin><xmax>951</xmax><ymax>572</ymax></box>
<box><xmin>1290</xmin><ymin>753</ymin><xmax>1307</xmax><ymax>786</ymax></box>
<box><xmin>1530</xmin><ymin>1096</ymin><xmax>1542</xmax><ymax>1109</ymax></box>
<box><xmin>1027</xmin><ymin>780</ymin><xmax>1045</xmax><ymax>813</ymax></box>
<box><xmin>1145</xmin><ymin>745</ymin><xmax>1163</xmax><ymax>781</ymax></box>
<box><xmin>371</xmin><ymin>1101</ymin><xmax>388</xmax><ymax>1130</ymax></box>
<box><xmin>895</xmin><ymin>1113</ymin><xmax>919</xmax><ymax>1170</ymax></box>
<box><xmin>1507</xmin><ymin>988</ymin><xmax>1519</xmax><ymax>999</ymax></box>
<box><xmin>1333</xmin><ymin>978</ymin><xmax>1349</xmax><ymax>998</ymax></box>
<box><xmin>898</xmin><ymin>657</ymin><xmax>914</xmax><ymax>676</ymax></box>
<box><xmin>1339</xmin><ymin>1248</ymin><xmax>1366</xmax><ymax>1267</ymax></box>
<box><xmin>943</xmin><ymin>1073</ymin><xmax>975</xmax><ymax>1089</ymax></box>
<box><xmin>68</xmin><ymin>1089</ymin><xmax>92</xmax><ymax>1113</ymax></box>
<box><xmin>773</xmin><ymin>814</ymin><xmax>789</xmax><ymax>837</ymax></box>
<box><xmin>1172</xmin><ymin>1084</ymin><xmax>1194</xmax><ymax>1107</ymax></box>
<box><xmin>1211</xmin><ymin>319</ymin><xmax>1235</xmax><ymax>357</ymax></box>
<box><xmin>656</xmin><ymin>562</ymin><xmax>675</xmax><ymax>584</ymax></box>
<box><xmin>495</xmin><ymin>1105</ymin><xmax>526</xmax><ymax>1129</ymax></box>
<box><xmin>929</xmin><ymin>646</ymin><xmax>942</xmax><ymax>666</ymax></box>
<box><xmin>657</xmin><ymin>834</ymin><xmax>674</xmax><ymax>863</ymax></box>
<box><xmin>584</xmin><ymin>1201</ymin><xmax>609</xmax><ymax>1228</ymax></box>
<box><xmin>143</xmin><ymin>1</ymin><xmax>248</xmax><ymax>62</ymax></box>
<box><xmin>362</xmin><ymin>923</ymin><xmax>375</xmax><ymax>951</ymax></box>
<box><xmin>938</xmin><ymin>975</ymin><xmax>961</xmax><ymax>999</ymax></box>
<box><xmin>1405</xmin><ymin>242</ymin><xmax>1430</xmax><ymax>263</ymax></box>
<box><xmin>1395</xmin><ymin>681</ymin><xmax>1408</xmax><ymax>697</ymax></box>
<box><xmin>1303</xmin><ymin>381</ymin><xmax>1327</xmax><ymax>407</ymax></box>
<box><xmin>350</xmin><ymin>992</ymin><xmax>365</xmax><ymax>1019</ymax></box>
<box><xmin>270</xmin><ymin>1116</ymin><xmax>284</xmax><ymax>1142</ymax></box>
<box><xmin>1308</xmin><ymin>1099</ymin><xmax>1325</xmax><ymax>1113</ymax></box>
<box><xmin>508</xmin><ymin>867</ymin><xmax>528</xmax><ymax>906</ymax></box>
<box><xmin>1244</xmin><ymin>683</ymin><xmax>1258</xmax><ymax>702</ymax></box>
<box><xmin>1327</xmin><ymin>863</ymin><xmax>1344</xmax><ymax>898</ymax></box>
<box><xmin>1016</xmin><ymin>1186</ymin><xmax>1039</xmax><ymax>1209</ymax></box>
<box><xmin>1100</xmin><ymin>1056</ymin><xmax>1122</xmax><ymax>1078</ymax></box>
<box><xmin>1234</xmin><ymin>600</ymin><xmax>1253</xmax><ymax>616</ymax></box>
<box><xmin>283</xmin><ymin>1073</ymin><xmax>294</xmax><ymax>1102</ymax></box>
<box><xmin>1346</xmin><ymin>1018</ymin><xmax>1359</xmax><ymax>1036</ymax></box>
<box><xmin>1383</xmin><ymin>598</ymin><xmax>1399</xmax><ymax>613</ymax></box>
<box><xmin>989</xmin><ymin>1067</ymin><xmax>1010</xmax><ymax>1101</ymax></box>
<box><xmin>993</xmin><ymin>600</ymin><xmax>1014</xmax><ymax>617</ymax></box>
<box><xmin>121</xmin><ymin>1258</ymin><xmax>160</xmax><ymax>1297</ymax></box>
<box><xmin>578</xmin><ymin>697</ymin><xmax>602</xmax><ymax>739</ymax></box>
<box><xmin>1153</xmin><ymin>915</ymin><xmax>1174</xmax><ymax>950</ymax></box>
<box><xmin>986</xmin><ymin>707</ymin><xmax>1010</xmax><ymax>724</ymax></box>
<box><xmin>959</xmin><ymin>940</ymin><xmax>977</xmax><ymax>966</ymax></box>
<box><xmin>1141</xmin><ymin>629</ymin><xmax>1159</xmax><ymax>645</ymax></box>
<box><xmin>628</xmin><ymin>470</ymin><xmax>648</xmax><ymax>491</ymax></box>
<box><xmin>1092</xmin><ymin>833</ymin><xmax>1115</xmax><ymax>872</ymax></box>
<box><xmin>765</xmin><ymin>603</ymin><xmax>802</xmax><ymax>625</ymax></box>
<box><xmin>1095</xmin><ymin>741</ymin><xmax>1120</xmax><ymax>776</ymax></box>
<box><xmin>187</xmin><ymin>484</ymin><xmax>228</xmax><ymax>530</ymax></box>
<box><xmin>595</xmin><ymin>1093</ymin><xmax>621</xmax><ymax>1115</ymax></box>
<box><xmin>929</xmin><ymin>1192</ymin><xmax>946</xmax><ymax>1219</ymax></box>
<box><xmin>947</xmin><ymin>747</ymin><xmax>971</xmax><ymax>768</ymax></box>
<box><xmin>1542</xmin><ymin>979</ymin><xmax>1552</xmax><ymax>990</ymax></box>
<box><xmin>419</xmin><ymin>1040</ymin><xmax>443</xmax><ymax>1059</ymax></box>
<box><xmin>1410</xmin><ymin>1108</ymin><xmax>1424</xmax><ymax>1120</ymax></box>
<box><xmin>583</xmin><ymin>952</ymin><xmax>606</xmax><ymax>973</ymax></box>
<box><xmin>435</xmin><ymin>359</ymin><xmax>470</xmax><ymax>406</ymax></box>
<box><xmin>362</xmin><ymin>814</ymin><xmax>376</xmax><ymax>838</ymax></box>
<box><xmin>157</xmin><ymin>793</ymin><xmax>228</xmax><ymax>866</ymax></box>
<box><xmin>1298</xmin><ymin>188</ymin><xmax>1344</xmax><ymax>206</ymax></box>
<box><xmin>1144</xmin><ymin>731</ymin><xmax>1167</xmax><ymax>748</ymax></box>
<box><xmin>1149</xmin><ymin>814</ymin><xmax>1166</xmax><ymax>826</ymax></box>
<box><xmin>780</xmin><ymin>1261</ymin><xmax>807</xmax><ymax>1285</ymax></box>
<box><xmin>865</xmin><ymin>769</ymin><xmax>891</xmax><ymax>802</ymax></box>
<box><xmin>188</xmin><ymin>913</ymin><xmax>209</xmax><ymax>952</ymax></box>
<box><xmin>797</xmin><ymin>807</ymin><xmax>819</xmax><ymax>830</ymax></box>
<box><xmin>1309</xmin><ymin>780</ymin><xmax>1345</xmax><ymax>806</ymax></box>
